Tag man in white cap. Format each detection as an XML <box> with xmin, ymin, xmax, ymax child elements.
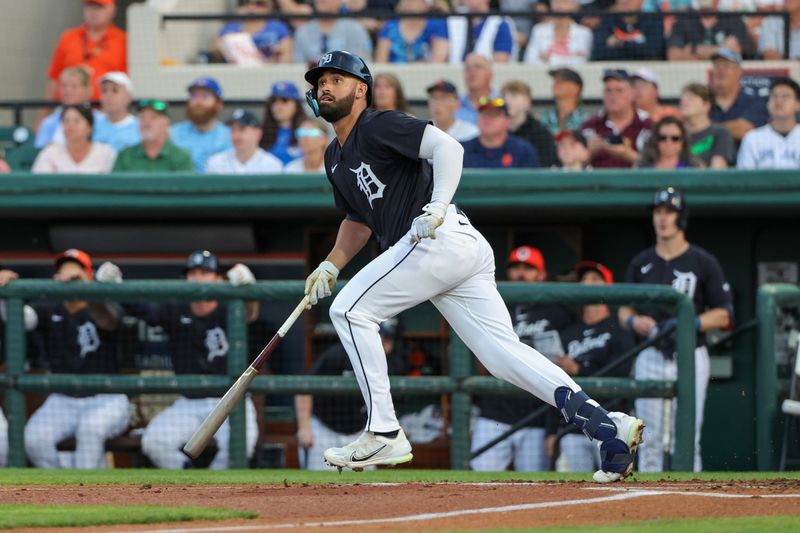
<box><xmin>94</xmin><ymin>71</ymin><xmax>141</xmax><ymax>152</ymax></box>
<box><xmin>631</xmin><ymin>68</ymin><xmax>680</xmax><ymax>123</ymax></box>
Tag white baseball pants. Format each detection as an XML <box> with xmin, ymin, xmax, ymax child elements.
<box><xmin>24</xmin><ymin>393</ymin><xmax>130</xmax><ymax>469</ymax></box>
<box><xmin>469</xmin><ymin>416</ymin><xmax>548</xmax><ymax>471</ymax></box>
<box><xmin>634</xmin><ymin>345</ymin><xmax>710</xmax><ymax>472</ymax></box>
<box><xmin>0</xmin><ymin>408</ymin><xmax>7</xmax><ymax>467</ymax></box>
<box><xmin>329</xmin><ymin>205</ymin><xmax>582</xmax><ymax>433</ymax></box>
<box><xmin>141</xmin><ymin>396</ymin><xmax>257</xmax><ymax>469</ymax></box>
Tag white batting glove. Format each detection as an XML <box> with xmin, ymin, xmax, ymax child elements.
<box><xmin>227</xmin><ymin>263</ymin><xmax>256</xmax><ymax>286</ymax></box>
<box><xmin>95</xmin><ymin>262</ymin><xmax>122</xmax><ymax>283</ymax></box>
<box><xmin>304</xmin><ymin>260</ymin><xmax>339</xmax><ymax>306</ymax></box>
<box><xmin>410</xmin><ymin>202</ymin><xmax>447</xmax><ymax>244</ymax></box>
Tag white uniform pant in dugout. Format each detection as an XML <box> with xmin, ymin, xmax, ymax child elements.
<box><xmin>0</xmin><ymin>408</ymin><xmax>7</xmax><ymax>466</ymax></box>
<box><xmin>329</xmin><ymin>205</ymin><xmax>583</xmax><ymax>433</ymax></box>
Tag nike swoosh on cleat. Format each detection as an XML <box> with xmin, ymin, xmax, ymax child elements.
<box><xmin>458</xmin><ymin>221</ymin><xmax>469</xmax><ymax>226</ymax></box>
<box><xmin>350</xmin><ymin>444</ymin><xmax>387</xmax><ymax>463</ymax></box>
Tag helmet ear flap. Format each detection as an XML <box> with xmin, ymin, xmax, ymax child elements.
<box><xmin>305</xmin><ymin>88</ymin><xmax>320</xmax><ymax>117</ymax></box>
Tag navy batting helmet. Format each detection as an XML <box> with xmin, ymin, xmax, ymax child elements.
<box><xmin>304</xmin><ymin>51</ymin><xmax>373</xmax><ymax>117</ymax></box>
<box><xmin>650</xmin><ymin>187</ymin><xmax>689</xmax><ymax>230</ymax></box>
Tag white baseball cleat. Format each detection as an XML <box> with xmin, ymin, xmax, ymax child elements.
<box><xmin>324</xmin><ymin>428</ymin><xmax>413</xmax><ymax>470</ymax></box>
<box><xmin>593</xmin><ymin>413</ymin><xmax>645</xmax><ymax>483</ymax></box>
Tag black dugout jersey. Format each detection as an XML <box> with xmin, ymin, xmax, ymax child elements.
<box><xmin>625</xmin><ymin>245</ymin><xmax>733</xmax><ymax>344</ymax></box>
<box><xmin>559</xmin><ymin>316</ymin><xmax>634</xmax><ymax>378</ymax></box>
<box><xmin>476</xmin><ymin>304</ymin><xmax>575</xmax><ymax>427</ymax></box>
<box><xmin>324</xmin><ymin>108</ymin><xmax>433</xmax><ymax>251</ymax></box>
<box><xmin>33</xmin><ymin>303</ymin><xmax>119</xmax><ymax>374</ymax></box>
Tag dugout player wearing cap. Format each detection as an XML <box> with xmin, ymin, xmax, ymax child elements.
<box><xmin>23</xmin><ymin>250</ymin><xmax>130</xmax><ymax>469</ymax></box>
<box><xmin>619</xmin><ymin>188</ymin><xmax>733</xmax><ymax>472</ymax></box>
<box><xmin>546</xmin><ymin>261</ymin><xmax>635</xmax><ymax>472</ymax></box>
<box><xmin>471</xmin><ymin>246</ymin><xmax>574</xmax><ymax>472</ymax></box>
<box><xmin>302</xmin><ymin>50</ymin><xmax>645</xmax><ymax>483</ymax></box>
<box><xmin>106</xmin><ymin>250</ymin><xmax>261</xmax><ymax>469</ymax></box>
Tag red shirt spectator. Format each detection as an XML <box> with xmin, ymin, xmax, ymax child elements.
<box><xmin>47</xmin><ymin>0</ymin><xmax>127</xmax><ymax>102</ymax></box>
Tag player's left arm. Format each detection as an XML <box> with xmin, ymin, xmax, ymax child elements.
<box><xmin>226</xmin><ymin>263</ymin><xmax>260</xmax><ymax>323</ymax></box>
<box><xmin>699</xmin><ymin>254</ymin><xmax>734</xmax><ymax>332</ymax></box>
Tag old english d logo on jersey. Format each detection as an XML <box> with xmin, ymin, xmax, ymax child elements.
<box><xmin>351</xmin><ymin>162</ymin><xmax>386</xmax><ymax>208</ymax></box>
<box><xmin>77</xmin><ymin>321</ymin><xmax>101</xmax><ymax>358</ymax></box>
<box><xmin>205</xmin><ymin>326</ymin><xmax>229</xmax><ymax>362</ymax></box>
<box><xmin>672</xmin><ymin>269</ymin><xmax>698</xmax><ymax>298</ymax></box>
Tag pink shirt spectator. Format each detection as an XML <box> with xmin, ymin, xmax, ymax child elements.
<box><xmin>32</xmin><ymin>143</ymin><xmax>116</xmax><ymax>174</ymax></box>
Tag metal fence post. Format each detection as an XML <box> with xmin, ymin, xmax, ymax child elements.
<box><xmin>226</xmin><ymin>299</ymin><xmax>248</xmax><ymax>469</ymax></box>
<box><xmin>4</xmin><ymin>298</ymin><xmax>26</xmax><ymax>467</ymax></box>
<box><xmin>449</xmin><ymin>331</ymin><xmax>471</xmax><ymax>470</ymax></box>
<box><xmin>672</xmin><ymin>297</ymin><xmax>697</xmax><ymax>471</ymax></box>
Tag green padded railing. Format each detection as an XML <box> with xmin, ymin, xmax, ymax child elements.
<box><xmin>1</xmin><ymin>280</ymin><xmax>694</xmax><ymax>470</ymax></box>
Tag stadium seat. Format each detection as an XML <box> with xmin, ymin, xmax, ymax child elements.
<box><xmin>5</xmin><ymin>144</ymin><xmax>40</xmax><ymax>171</ymax></box>
<box><xmin>0</xmin><ymin>126</ymin><xmax>32</xmax><ymax>151</ymax></box>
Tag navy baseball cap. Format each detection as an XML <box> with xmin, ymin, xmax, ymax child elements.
<box><xmin>711</xmin><ymin>47</ymin><xmax>742</xmax><ymax>65</ymax></box>
<box><xmin>426</xmin><ymin>80</ymin><xmax>458</xmax><ymax>96</ymax></box>
<box><xmin>227</xmin><ymin>108</ymin><xmax>261</xmax><ymax>128</ymax></box>
<box><xmin>188</xmin><ymin>77</ymin><xmax>223</xmax><ymax>99</ymax></box>
<box><xmin>184</xmin><ymin>250</ymin><xmax>221</xmax><ymax>274</ymax></box>
<box><xmin>548</xmin><ymin>68</ymin><xmax>583</xmax><ymax>87</ymax></box>
<box><xmin>270</xmin><ymin>81</ymin><xmax>301</xmax><ymax>101</ymax></box>
<box><xmin>603</xmin><ymin>69</ymin><xmax>631</xmax><ymax>83</ymax></box>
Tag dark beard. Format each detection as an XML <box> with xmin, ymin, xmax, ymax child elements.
<box><xmin>319</xmin><ymin>91</ymin><xmax>356</xmax><ymax>123</ymax></box>
<box><xmin>187</xmin><ymin>104</ymin><xmax>218</xmax><ymax>126</ymax></box>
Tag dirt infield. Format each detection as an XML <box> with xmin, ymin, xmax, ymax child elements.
<box><xmin>2</xmin><ymin>479</ymin><xmax>800</xmax><ymax>532</ymax></box>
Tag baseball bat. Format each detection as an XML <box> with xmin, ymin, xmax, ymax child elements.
<box><xmin>183</xmin><ymin>294</ymin><xmax>310</xmax><ymax>459</ymax></box>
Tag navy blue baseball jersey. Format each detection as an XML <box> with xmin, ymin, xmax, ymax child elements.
<box><xmin>625</xmin><ymin>244</ymin><xmax>733</xmax><ymax>343</ymax></box>
<box><xmin>324</xmin><ymin>108</ymin><xmax>433</xmax><ymax>251</ymax></box>
<box><xmin>559</xmin><ymin>316</ymin><xmax>634</xmax><ymax>378</ymax></box>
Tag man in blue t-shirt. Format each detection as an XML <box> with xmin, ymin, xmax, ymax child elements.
<box><xmin>708</xmin><ymin>48</ymin><xmax>769</xmax><ymax>144</ymax></box>
<box><xmin>461</xmin><ymin>97</ymin><xmax>539</xmax><ymax>169</ymax></box>
<box><xmin>171</xmin><ymin>77</ymin><xmax>233</xmax><ymax>171</ymax></box>
<box><xmin>93</xmin><ymin>71</ymin><xmax>141</xmax><ymax>152</ymax></box>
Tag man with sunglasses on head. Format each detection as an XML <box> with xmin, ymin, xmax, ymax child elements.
<box><xmin>301</xmin><ymin>50</ymin><xmax>645</xmax><ymax>483</ymax></box>
<box><xmin>461</xmin><ymin>97</ymin><xmax>539</xmax><ymax>169</ymax></box>
<box><xmin>113</xmin><ymin>99</ymin><xmax>194</xmax><ymax>172</ymax></box>
<box><xmin>205</xmin><ymin>109</ymin><xmax>283</xmax><ymax>174</ymax></box>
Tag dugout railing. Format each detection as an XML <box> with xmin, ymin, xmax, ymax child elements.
<box><xmin>0</xmin><ymin>280</ymin><xmax>695</xmax><ymax>470</ymax></box>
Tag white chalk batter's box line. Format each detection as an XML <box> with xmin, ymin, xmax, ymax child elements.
<box><xmin>113</xmin><ymin>487</ymin><xmax>800</xmax><ymax>533</ymax></box>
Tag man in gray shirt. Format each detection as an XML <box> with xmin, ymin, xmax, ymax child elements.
<box><xmin>293</xmin><ymin>0</ymin><xmax>373</xmax><ymax>64</ymax></box>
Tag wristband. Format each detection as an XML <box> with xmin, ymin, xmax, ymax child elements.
<box><xmin>626</xmin><ymin>315</ymin><xmax>636</xmax><ymax>331</ymax></box>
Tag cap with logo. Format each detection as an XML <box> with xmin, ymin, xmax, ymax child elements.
<box><xmin>508</xmin><ymin>245</ymin><xmax>545</xmax><ymax>271</ymax></box>
<box><xmin>575</xmin><ymin>261</ymin><xmax>614</xmax><ymax>284</ymax></box>
<box><xmin>188</xmin><ymin>77</ymin><xmax>223</xmax><ymax>99</ymax></box>
<box><xmin>99</xmin><ymin>71</ymin><xmax>134</xmax><ymax>93</ymax></box>
<box><xmin>548</xmin><ymin>68</ymin><xmax>583</xmax><ymax>88</ymax></box>
<box><xmin>426</xmin><ymin>80</ymin><xmax>458</xmax><ymax>96</ymax></box>
<box><xmin>270</xmin><ymin>81</ymin><xmax>301</xmax><ymax>101</ymax></box>
<box><xmin>711</xmin><ymin>47</ymin><xmax>742</xmax><ymax>65</ymax></box>
<box><xmin>54</xmin><ymin>249</ymin><xmax>94</xmax><ymax>279</ymax></box>
<box><xmin>228</xmin><ymin>108</ymin><xmax>261</xmax><ymax>128</ymax></box>
<box><xmin>184</xmin><ymin>250</ymin><xmax>221</xmax><ymax>274</ymax></box>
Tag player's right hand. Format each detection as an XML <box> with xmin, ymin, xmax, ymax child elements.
<box><xmin>304</xmin><ymin>260</ymin><xmax>339</xmax><ymax>306</ymax></box>
<box><xmin>95</xmin><ymin>262</ymin><xmax>122</xmax><ymax>284</ymax></box>
<box><xmin>410</xmin><ymin>202</ymin><xmax>447</xmax><ymax>243</ymax></box>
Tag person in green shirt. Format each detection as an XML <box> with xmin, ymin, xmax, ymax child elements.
<box><xmin>113</xmin><ymin>100</ymin><xmax>194</xmax><ymax>172</ymax></box>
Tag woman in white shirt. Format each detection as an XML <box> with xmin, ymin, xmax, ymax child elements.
<box><xmin>32</xmin><ymin>103</ymin><xmax>116</xmax><ymax>174</ymax></box>
<box><xmin>284</xmin><ymin>118</ymin><xmax>329</xmax><ymax>174</ymax></box>
<box><xmin>522</xmin><ymin>0</ymin><xmax>593</xmax><ymax>67</ymax></box>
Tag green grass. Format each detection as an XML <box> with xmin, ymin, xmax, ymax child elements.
<box><xmin>0</xmin><ymin>504</ymin><xmax>256</xmax><ymax>529</ymax></box>
<box><xmin>0</xmin><ymin>468</ymin><xmax>798</xmax><ymax>486</ymax></box>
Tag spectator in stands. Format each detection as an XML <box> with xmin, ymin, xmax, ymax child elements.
<box><xmin>540</xmin><ymin>68</ymin><xmax>589</xmax><ymax>136</ymax></box>
<box><xmin>24</xmin><ymin>250</ymin><xmax>129</xmax><ymax>469</ymax></box>
<box><xmin>447</xmin><ymin>0</ymin><xmax>516</xmax><ymax>62</ymax></box>
<box><xmin>296</xmin><ymin>320</ymin><xmax>407</xmax><ymax>470</ymax></box>
<box><xmin>462</xmin><ymin>98</ymin><xmax>540</xmax><ymax>168</ymax></box>
<box><xmin>502</xmin><ymin>80</ymin><xmax>558</xmax><ymax>168</ymax></box>
<box><xmin>545</xmin><ymin>261</ymin><xmax>635</xmax><ymax>472</ymax></box>
<box><xmin>471</xmin><ymin>246</ymin><xmax>574</xmax><ymax>472</ymax></box>
<box><xmin>32</xmin><ymin>103</ymin><xmax>116</xmax><ymax>174</ymax></box>
<box><xmin>667</xmin><ymin>0</ymin><xmax>751</xmax><ymax>60</ymax></box>
<box><xmin>212</xmin><ymin>0</ymin><xmax>292</xmax><ymax>64</ymax></box>
<box><xmin>292</xmin><ymin>0</ymin><xmax>373</xmax><ymax>65</ymax></box>
<box><xmin>205</xmin><ymin>109</ymin><xmax>283</xmax><ymax>174</ymax></box>
<box><xmin>592</xmin><ymin>0</ymin><xmax>665</xmax><ymax>60</ymax></box>
<box><xmin>581</xmin><ymin>69</ymin><xmax>652</xmax><ymax>168</ymax></box>
<box><xmin>632</xmin><ymin>68</ymin><xmax>681</xmax><ymax>122</ymax></box>
<box><xmin>637</xmin><ymin>116</ymin><xmax>704</xmax><ymax>168</ymax></box>
<box><xmin>680</xmin><ymin>83</ymin><xmax>735</xmax><ymax>168</ymax></box>
<box><xmin>35</xmin><ymin>67</ymin><xmax>96</xmax><ymax>149</ymax></box>
<box><xmin>260</xmin><ymin>81</ymin><xmax>306</xmax><ymax>165</ymax></box>
<box><xmin>523</xmin><ymin>0</ymin><xmax>593</xmax><ymax>66</ymax></box>
<box><xmin>759</xmin><ymin>0</ymin><xmax>800</xmax><ymax>60</ymax></box>
<box><xmin>171</xmin><ymin>77</ymin><xmax>232</xmax><ymax>172</ymax></box>
<box><xmin>93</xmin><ymin>72</ymin><xmax>140</xmax><ymax>152</ymax></box>
<box><xmin>708</xmin><ymin>48</ymin><xmax>768</xmax><ymax>143</ymax></box>
<box><xmin>113</xmin><ymin>251</ymin><xmax>260</xmax><ymax>469</ymax></box>
<box><xmin>555</xmin><ymin>129</ymin><xmax>592</xmax><ymax>170</ymax></box>
<box><xmin>285</xmin><ymin>118</ymin><xmax>329</xmax><ymax>173</ymax></box>
<box><xmin>40</xmin><ymin>0</ymin><xmax>126</xmax><ymax>128</ymax></box>
<box><xmin>426</xmin><ymin>80</ymin><xmax>479</xmax><ymax>142</ymax></box>
<box><xmin>113</xmin><ymin>100</ymin><xmax>194</xmax><ymax>172</ymax></box>
<box><xmin>738</xmin><ymin>77</ymin><xmax>800</xmax><ymax>168</ymax></box>
<box><xmin>375</xmin><ymin>0</ymin><xmax>449</xmax><ymax>63</ymax></box>
<box><xmin>372</xmin><ymin>73</ymin><xmax>412</xmax><ymax>114</ymax></box>
<box><xmin>455</xmin><ymin>53</ymin><xmax>498</xmax><ymax>125</ymax></box>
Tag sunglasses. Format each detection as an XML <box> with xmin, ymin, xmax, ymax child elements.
<box><xmin>138</xmin><ymin>99</ymin><xmax>168</xmax><ymax>112</ymax></box>
<box><xmin>296</xmin><ymin>128</ymin><xmax>325</xmax><ymax>138</ymax></box>
<box><xmin>478</xmin><ymin>97</ymin><xmax>506</xmax><ymax>108</ymax></box>
<box><xmin>657</xmin><ymin>134</ymin><xmax>682</xmax><ymax>143</ymax></box>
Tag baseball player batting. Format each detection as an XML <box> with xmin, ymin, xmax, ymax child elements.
<box><xmin>302</xmin><ymin>50</ymin><xmax>644</xmax><ymax>483</ymax></box>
